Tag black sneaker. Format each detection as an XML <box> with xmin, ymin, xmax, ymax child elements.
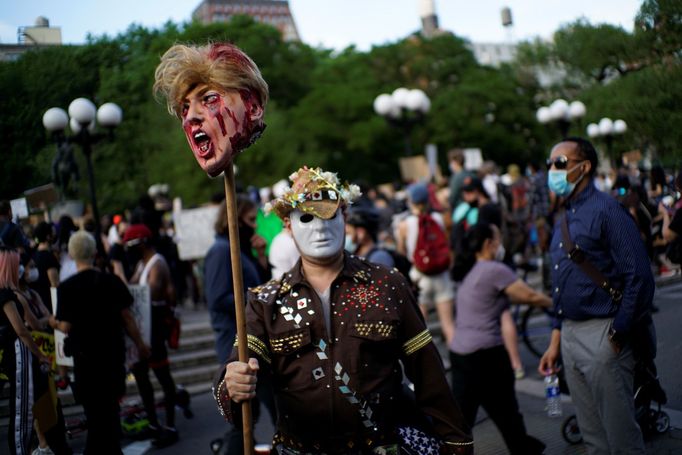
<box><xmin>152</xmin><ymin>427</ymin><xmax>179</xmax><ymax>448</ymax></box>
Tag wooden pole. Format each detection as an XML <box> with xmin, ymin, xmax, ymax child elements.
<box><xmin>223</xmin><ymin>165</ymin><xmax>254</xmax><ymax>455</ymax></box>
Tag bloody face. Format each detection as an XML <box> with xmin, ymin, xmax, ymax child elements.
<box><xmin>181</xmin><ymin>84</ymin><xmax>262</xmax><ymax>177</ymax></box>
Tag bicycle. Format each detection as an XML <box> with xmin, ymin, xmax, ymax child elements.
<box><xmin>512</xmin><ymin>261</ymin><xmax>555</xmax><ymax>358</ymax></box>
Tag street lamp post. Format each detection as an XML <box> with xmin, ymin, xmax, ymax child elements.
<box><xmin>586</xmin><ymin>117</ymin><xmax>627</xmax><ymax>161</ymax></box>
<box><xmin>536</xmin><ymin>99</ymin><xmax>586</xmax><ymax>138</ymax></box>
<box><xmin>42</xmin><ymin>98</ymin><xmax>123</xmax><ymax>238</ymax></box>
<box><xmin>374</xmin><ymin>87</ymin><xmax>431</xmax><ymax>156</ymax></box>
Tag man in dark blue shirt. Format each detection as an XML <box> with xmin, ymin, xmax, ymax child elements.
<box><xmin>538</xmin><ymin>137</ymin><xmax>655</xmax><ymax>454</ymax></box>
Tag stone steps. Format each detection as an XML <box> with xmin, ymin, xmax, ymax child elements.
<box><xmin>1</xmin><ymin>309</ymin><xmax>219</xmax><ymax>424</ymax></box>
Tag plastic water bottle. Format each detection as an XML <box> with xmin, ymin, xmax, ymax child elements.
<box><xmin>545</xmin><ymin>374</ymin><xmax>562</xmax><ymax>417</ymax></box>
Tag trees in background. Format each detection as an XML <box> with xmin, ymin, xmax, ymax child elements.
<box><xmin>1</xmin><ymin>1</ymin><xmax>680</xmax><ymax>212</ymax></box>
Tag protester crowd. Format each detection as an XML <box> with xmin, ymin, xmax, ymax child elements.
<box><xmin>1</xmin><ymin>144</ymin><xmax>681</xmax><ymax>454</ymax></box>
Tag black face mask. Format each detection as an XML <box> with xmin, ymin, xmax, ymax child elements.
<box><xmin>469</xmin><ymin>200</ymin><xmax>479</xmax><ymax>209</ymax></box>
<box><xmin>239</xmin><ymin>225</ymin><xmax>255</xmax><ymax>248</ymax></box>
<box><xmin>126</xmin><ymin>246</ymin><xmax>143</xmax><ymax>266</ymax></box>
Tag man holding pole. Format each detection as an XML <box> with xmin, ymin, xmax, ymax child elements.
<box><xmin>215</xmin><ymin>167</ymin><xmax>474</xmax><ymax>455</ymax></box>
<box><xmin>154</xmin><ymin>42</ymin><xmax>269</xmax><ymax>455</ymax></box>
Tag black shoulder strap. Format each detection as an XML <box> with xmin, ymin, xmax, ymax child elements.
<box><xmin>559</xmin><ymin>210</ymin><xmax>623</xmax><ymax>303</ymax></box>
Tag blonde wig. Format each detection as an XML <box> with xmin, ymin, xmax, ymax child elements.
<box><xmin>153</xmin><ymin>42</ymin><xmax>269</xmax><ymax>118</ymax></box>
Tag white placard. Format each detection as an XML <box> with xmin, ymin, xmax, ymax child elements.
<box><xmin>10</xmin><ymin>198</ymin><xmax>29</xmax><ymax>220</ymax></box>
<box><xmin>125</xmin><ymin>284</ymin><xmax>151</xmax><ymax>367</ymax></box>
<box><xmin>174</xmin><ymin>205</ymin><xmax>220</xmax><ymax>260</ymax></box>
<box><xmin>51</xmin><ymin>287</ymin><xmax>73</xmax><ymax>367</ymax></box>
<box><xmin>464</xmin><ymin>148</ymin><xmax>483</xmax><ymax>171</ymax></box>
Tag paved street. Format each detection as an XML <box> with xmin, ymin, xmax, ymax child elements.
<box><xmin>4</xmin><ymin>279</ymin><xmax>681</xmax><ymax>454</ymax></box>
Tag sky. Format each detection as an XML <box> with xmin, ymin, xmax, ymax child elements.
<box><xmin>1</xmin><ymin>0</ymin><xmax>642</xmax><ymax>50</ymax></box>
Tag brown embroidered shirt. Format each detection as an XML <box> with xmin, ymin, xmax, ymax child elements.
<box><xmin>213</xmin><ymin>253</ymin><xmax>472</xmax><ymax>453</ymax></box>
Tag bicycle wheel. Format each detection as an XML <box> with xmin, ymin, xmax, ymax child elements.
<box><xmin>562</xmin><ymin>415</ymin><xmax>583</xmax><ymax>445</ymax></box>
<box><xmin>521</xmin><ymin>306</ymin><xmax>555</xmax><ymax>358</ymax></box>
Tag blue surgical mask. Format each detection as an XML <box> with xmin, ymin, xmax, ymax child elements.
<box><xmin>547</xmin><ymin>163</ymin><xmax>584</xmax><ymax>197</ymax></box>
<box><xmin>27</xmin><ymin>268</ymin><xmax>39</xmax><ymax>283</ymax></box>
<box><xmin>344</xmin><ymin>236</ymin><xmax>357</xmax><ymax>253</ymax></box>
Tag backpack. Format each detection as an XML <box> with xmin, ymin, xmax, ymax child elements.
<box><xmin>413</xmin><ymin>213</ymin><xmax>450</xmax><ymax>275</ymax></box>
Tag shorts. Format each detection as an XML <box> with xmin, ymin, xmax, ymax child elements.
<box><xmin>410</xmin><ymin>268</ymin><xmax>454</xmax><ymax>306</ymax></box>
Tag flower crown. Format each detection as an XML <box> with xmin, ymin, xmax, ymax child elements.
<box><xmin>265</xmin><ymin>166</ymin><xmax>362</xmax><ymax>219</ymax></box>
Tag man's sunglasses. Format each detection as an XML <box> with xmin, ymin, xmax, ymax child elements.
<box><xmin>546</xmin><ymin>155</ymin><xmax>578</xmax><ymax>170</ymax></box>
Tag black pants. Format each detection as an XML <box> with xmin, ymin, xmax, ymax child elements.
<box><xmin>131</xmin><ymin>360</ymin><xmax>176</xmax><ymax>428</ymax></box>
<box><xmin>73</xmin><ymin>360</ymin><xmax>124</xmax><ymax>455</ymax></box>
<box><xmin>449</xmin><ymin>345</ymin><xmax>545</xmax><ymax>455</ymax></box>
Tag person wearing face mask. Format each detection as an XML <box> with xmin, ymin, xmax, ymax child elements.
<box><xmin>30</xmin><ymin>222</ymin><xmax>60</xmax><ymax>310</ymax></box>
<box><xmin>0</xmin><ymin>247</ymin><xmax>52</xmax><ymax>455</ymax></box>
<box><xmin>449</xmin><ymin>223</ymin><xmax>551</xmax><ymax>455</ymax></box>
<box><xmin>214</xmin><ymin>166</ymin><xmax>474</xmax><ymax>455</ymax></box>
<box><xmin>539</xmin><ymin>138</ymin><xmax>657</xmax><ymax>455</ymax></box>
<box><xmin>204</xmin><ymin>201</ymin><xmax>276</xmax><ymax>455</ymax></box>
<box><xmin>237</xmin><ymin>194</ymin><xmax>272</xmax><ymax>284</ymax></box>
<box><xmin>17</xmin><ymin>256</ymin><xmax>73</xmax><ymax>455</ymax></box>
<box><xmin>345</xmin><ymin>207</ymin><xmax>394</xmax><ymax>268</ymax></box>
<box><xmin>123</xmin><ymin>224</ymin><xmax>180</xmax><ymax>448</ymax></box>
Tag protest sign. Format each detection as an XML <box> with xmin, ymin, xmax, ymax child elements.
<box><xmin>51</xmin><ymin>287</ymin><xmax>73</xmax><ymax>367</ymax></box>
<box><xmin>174</xmin><ymin>205</ymin><xmax>220</xmax><ymax>260</ymax></box>
<box><xmin>464</xmin><ymin>148</ymin><xmax>483</xmax><ymax>171</ymax></box>
<box><xmin>125</xmin><ymin>284</ymin><xmax>151</xmax><ymax>367</ymax></box>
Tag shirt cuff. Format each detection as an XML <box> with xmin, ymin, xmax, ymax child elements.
<box><xmin>612</xmin><ymin>312</ymin><xmax>633</xmax><ymax>334</ymax></box>
<box><xmin>551</xmin><ymin>316</ymin><xmax>562</xmax><ymax>330</ymax></box>
<box><xmin>441</xmin><ymin>439</ymin><xmax>474</xmax><ymax>454</ymax></box>
<box><xmin>212</xmin><ymin>368</ymin><xmax>233</xmax><ymax>422</ymax></box>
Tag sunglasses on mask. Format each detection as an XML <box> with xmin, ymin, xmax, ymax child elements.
<box><xmin>546</xmin><ymin>155</ymin><xmax>581</xmax><ymax>170</ymax></box>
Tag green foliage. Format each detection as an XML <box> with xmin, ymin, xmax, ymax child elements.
<box><xmin>2</xmin><ymin>6</ymin><xmax>681</xmax><ymax>214</ymax></box>
<box><xmin>636</xmin><ymin>0</ymin><xmax>682</xmax><ymax>61</ymax></box>
<box><xmin>554</xmin><ymin>20</ymin><xmax>642</xmax><ymax>83</ymax></box>
<box><xmin>513</xmin><ymin>6</ymin><xmax>682</xmax><ymax>164</ymax></box>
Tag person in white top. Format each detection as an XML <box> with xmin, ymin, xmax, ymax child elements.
<box><xmin>268</xmin><ymin>229</ymin><xmax>299</xmax><ymax>280</ymax></box>
<box><xmin>123</xmin><ymin>224</ymin><xmax>179</xmax><ymax>448</ymax></box>
<box><xmin>396</xmin><ymin>182</ymin><xmax>455</xmax><ymax>344</ymax></box>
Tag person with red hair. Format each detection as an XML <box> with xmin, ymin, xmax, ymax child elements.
<box><xmin>0</xmin><ymin>246</ymin><xmax>50</xmax><ymax>455</ymax></box>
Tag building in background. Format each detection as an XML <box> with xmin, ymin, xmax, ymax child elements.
<box><xmin>468</xmin><ymin>42</ymin><xmax>517</xmax><ymax>67</ymax></box>
<box><xmin>193</xmin><ymin>0</ymin><xmax>300</xmax><ymax>42</ymax></box>
<box><xmin>418</xmin><ymin>0</ymin><xmax>440</xmax><ymax>39</ymax></box>
<box><xmin>1</xmin><ymin>16</ymin><xmax>62</xmax><ymax>62</ymax></box>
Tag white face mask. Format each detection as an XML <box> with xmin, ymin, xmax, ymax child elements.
<box><xmin>27</xmin><ymin>268</ymin><xmax>39</xmax><ymax>283</ymax></box>
<box><xmin>290</xmin><ymin>209</ymin><xmax>345</xmax><ymax>260</ymax></box>
<box><xmin>495</xmin><ymin>244</ymin><xmax>506</xmax><ymax>262</ymax></box>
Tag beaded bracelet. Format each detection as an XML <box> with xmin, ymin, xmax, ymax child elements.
<box><xmin>213</xmin><ymin>377</ymin><xmax>232</xmax><ymax>420</ymax></box>
<box><xmin>444</xmin><ymin>440</ymin><xmax>474</xmax><ymax>446</ymax></box>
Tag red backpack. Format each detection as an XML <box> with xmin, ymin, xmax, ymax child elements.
<box><xmin>413</xmin><ymin>213</ymin><xmax>451</xmax><ymax>275</ymax></box>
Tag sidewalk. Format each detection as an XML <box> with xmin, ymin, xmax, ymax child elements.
<box><xmin>471</xmin><ymin>376</ymin><xmax>682</xmax><ymax>454</ymax></box>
